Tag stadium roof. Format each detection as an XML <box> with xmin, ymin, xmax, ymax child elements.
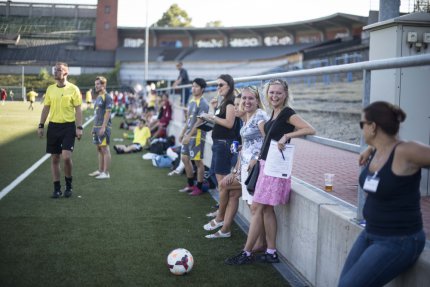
<box><xmin>118</xmin><ymin>13</ymin><xmax>368</xmax><ymax>38</ymax></box>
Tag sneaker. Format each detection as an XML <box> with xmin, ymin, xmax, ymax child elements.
<box><xmin>88</xmin><ymin>170</ymin><xmax>101</xmax><ymax>177</ymax></box>
<box><xmin>225</xmin><ymin>251</ymin><xmax>254</xmax><ymax>265</ymax></box>
<box><xmin>178</xmin><ymin>186</ymin><xmax>193</xmax><ymax>193</ymax></box>
<box><xmin>51</xmin><ymin>190</ymin><xmax>62</xmax><ymax>199</ymax></box>
<box><xmin>64</xmin><ymin>187</ymin><xmax>72</xmax><ymax>198</ymax></box>
<box><xmin>167</xmin><ymin>170</ymin><xmax>181</xmax><ymax>176</ymax></box>
<box><xmin>256</xmin><ymin>252</ymin><xmax>280</xmax><ymax>263</ymax></box>
<box><xmin>189</xmin><ymin>186</ymin><xmax>203</xmax><ymax>196</ymax></box>
<box><xmin>95</xmin><ymin>172</ymin><xmax>110</xmax><ymax>179</ymax></box>
<box><xmin>113</xmin><ymin>146</ymin><xmax>124</xmax><ymax>154</ymax></box>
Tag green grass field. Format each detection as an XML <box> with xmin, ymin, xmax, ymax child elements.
<box><xmin>0</xmin><ymin>102</ymin><xmax>288</xmax><ymax>287</ymax></box>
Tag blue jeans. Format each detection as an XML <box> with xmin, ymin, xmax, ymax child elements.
<box><xmin>338</xmin><ymin>229</ymin><xmax>425</xmax><ymax>287</ymax></box>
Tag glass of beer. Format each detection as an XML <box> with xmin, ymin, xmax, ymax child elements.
<box><xmin>324</xmin><ymin>173</ymin><xmax>334</xmax><ymax>192</ymax></box>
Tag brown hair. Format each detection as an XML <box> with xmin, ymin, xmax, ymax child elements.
<box><xmin>217</xmin><ymin>74</ymin><xmax>235</xmax><ymax>114</ymax></box>
<box><xmin>95</xmin><ymin>76</ymin><xmax>107</xmax><ymax>86</ymax></box>
<box><xmin>363</xmin><ymin>101</ymin><xmax>406</xmax><ymax>135</ymax></box>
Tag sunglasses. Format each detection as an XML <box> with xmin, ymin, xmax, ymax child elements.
<box><xmin>217</xmin><ymin>83</ymin><xmax>225</xmax><ymax>88</ymax></box>
<box><xmin>359</xmin><ymin>121</ymin><xmax>372</xmax><ymax>129</ymax></box>
<box><xmin>267</xmin><ymin>79</ymin><xmax>288</xmax><ymax>89</ymax></box>
<box><xmin>245</xmin><ymin>85</ymin><xmax>258</xmax><ymax>91</ymax></box>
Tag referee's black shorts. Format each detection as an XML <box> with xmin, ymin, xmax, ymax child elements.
<box><xmin>46</xmin><ymin>122</ymin><xmax>76</xmax><ymax>154</ymax></box>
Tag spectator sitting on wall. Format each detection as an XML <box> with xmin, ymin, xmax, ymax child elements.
<box><xmin>150</xmin><ymin>93</ymin><xmax>172</xmax><ymax>138</ymax></box>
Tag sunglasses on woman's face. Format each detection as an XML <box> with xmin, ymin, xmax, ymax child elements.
<box><xmin>217</xmin><ymin>83</ymin><xmax>225</xmax><ymax>88</ymax></box>
<box><xmin>359</xmin><ymin>121</ymin><xmax>372</xmax><ymax>129</ymax></box>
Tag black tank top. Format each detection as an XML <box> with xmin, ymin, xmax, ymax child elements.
<box><xmin>359</xmin><ymin>144</ymin><xmax>422</xmax><ymax>235</ymax></box>
<box><xmin>260</xmin><ymin>107</ymin><xmax>296</xmax><ymax>160</ymax></box>
<box><xmin>212</xmin><ymin>101</ymin><xmax>236</xmax><ymax>140</ymax></box>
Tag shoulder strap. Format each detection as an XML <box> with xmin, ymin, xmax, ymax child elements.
<box><xmin>257</xmin><ymin>109</ymin><xmax>284</xmax><ymax>159</ymax></box>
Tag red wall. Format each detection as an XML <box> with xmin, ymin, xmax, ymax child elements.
<box><xmin>96</xmin><ymin>0</ymin><xmax>118</xmax><ymax>51</ymax></box>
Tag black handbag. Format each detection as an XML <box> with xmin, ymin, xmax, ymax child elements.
<box><xmin>244</xmin><ymin>109</ymin><xmax>284</xmax><ymax>195</ymax></box>
<box><xmin>244</xmin><ymin>160</ymin><xmax>260</xmax><ymax>195</ymax></box>
<box><xmin>196</xmin><ymin>120</ymin><xmax>214</xmax><ymax>132</ymax></box>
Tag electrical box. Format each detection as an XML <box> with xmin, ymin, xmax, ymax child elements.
<box><xmin>364</xmin><ymin>12</ymin><xmax>430</xmax><ymax>196</ymax></box>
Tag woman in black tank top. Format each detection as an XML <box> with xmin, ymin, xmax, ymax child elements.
<box><xmin>199</xmin><ymin>74</ymin><xmax>237</xmax><ymax>234</ymax></box>
<box><xmin>339</xmin><ymin>101</ymin><xmax>430</xmax><ymax>287</ymax></box>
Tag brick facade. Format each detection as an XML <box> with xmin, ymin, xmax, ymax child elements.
<box><xmin>96</xmin><ymin>0</ymin><xmax>118</xmax><ymax>51</ymax></box>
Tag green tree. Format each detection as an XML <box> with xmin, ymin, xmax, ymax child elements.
<box><xmin>206</xmin><ymin>21</ymin><xmax>223</xmax><ymax>27</ymax></box>
<box><xmin>38</xmin><ymin>68</ymin><xmax>51</xmax><ymax>81</ymax></box>
<box><xmin>155</xmin><ymin>4</ymin><xmax>192</xmax><ymax>27</ymax></box>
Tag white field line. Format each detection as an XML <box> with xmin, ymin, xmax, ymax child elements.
<box><xmin>0</xmin><ymin>115</ymin><xmax>97</xmax><ymax>200</ymax></box>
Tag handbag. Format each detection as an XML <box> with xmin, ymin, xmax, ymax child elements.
<box><xmin>244</xmin><ymin>160</ymin><xmax>260</xmax><ymax>195</ymax></box>
<box><xmin>244</xmin><ymin>108</ymin><xmax>284</xmax><ymax>195</ymax></box>
<box><xmin>196</xmin><ymin>120</ymin><xmax>214</xmax><ymax>132</ymax></box>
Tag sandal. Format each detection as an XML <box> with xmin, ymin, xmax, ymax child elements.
<box><xmin>205</xmin><ymin>210</ymin><xmax>218</xmax><ymax>218</ymax></box>
<box><xmin>203</xmin><ymin>219</ymin><xmax>224</xmax><ymax>231</ymax></box>
<box><xmin>205</xmin><ymin>230</ymin><xmax>231</xmax><ymax>239</ymax></box>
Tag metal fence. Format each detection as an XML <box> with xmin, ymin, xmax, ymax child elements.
<box><xmin>162</xmin><ymin>53</ymin><xmax>430</xmax><ymax>220</ymax></box>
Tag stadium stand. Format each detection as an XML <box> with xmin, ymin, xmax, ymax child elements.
<box><xmin>0</xmin><ymin>1</ymin><xmax>371</xmax><ymax>85</ymax></box>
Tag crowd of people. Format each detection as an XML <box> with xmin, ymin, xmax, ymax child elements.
<box><xmin>34</xmin><ymin>61</ymin><xmax>430</xmax><ymax>285</ymax></box>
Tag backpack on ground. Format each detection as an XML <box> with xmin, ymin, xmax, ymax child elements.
<box><xmin>152</xmin><ymin>155</ymin><xmax>173</xmax><ymax>168</ymax></box>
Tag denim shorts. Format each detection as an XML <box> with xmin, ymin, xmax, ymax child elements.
<box><xmin>211</xmin><ymin>139</ymin><xmax>234</xmax><ymax>175</ymax></box>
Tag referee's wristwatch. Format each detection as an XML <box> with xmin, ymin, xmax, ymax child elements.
<box><xmin>76</xmin><ymin>126</ymin><xmax>83</xmax><ymax>130</ymax></box>
<box><xmin>38</xmin><ymin>123</ymin><xmax>44</xmax><ymax>129</ymax></box>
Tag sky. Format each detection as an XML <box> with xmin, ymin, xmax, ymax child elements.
<box><xmin>15</xmin><ymin>0</ymin><xmax>415</xmax><ymax>28</ymax></box>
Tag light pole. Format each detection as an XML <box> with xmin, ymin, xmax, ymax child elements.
<box><xmin>144</xmin><ymin>0</ymin><xmax>149</xmax><ymax>98</ymax></box>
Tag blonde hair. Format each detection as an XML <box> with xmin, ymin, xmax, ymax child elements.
<box><xmin>264</xmin><ymin>78</ymin><xmax>291</xmax><ymax>109</ymax></box>
<box><xmin>242</xmin><ymin>86</ymin><xmax>265</xmax><ymax>111</ymax></box>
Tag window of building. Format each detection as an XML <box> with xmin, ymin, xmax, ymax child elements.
<box><xmin>105</xmin><ymin>5</ymin><xmax>110</xmax><ymax>14</ymax></box>
<box><xmin>104</xmin><ymin>22</ymin><xmax>110</xmax><ymax>30</ymax></box>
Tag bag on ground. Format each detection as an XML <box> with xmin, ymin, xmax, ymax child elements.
<box><xmin>152</xmin><ymin>155</ymin><xmax>173</xmax><ymax>168</ymax></box>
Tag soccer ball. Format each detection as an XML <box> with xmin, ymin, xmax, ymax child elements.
<box><xmin>167</xmin><ymin>248</ymin><xmax>194</xmax><ymax>275</ymax></box>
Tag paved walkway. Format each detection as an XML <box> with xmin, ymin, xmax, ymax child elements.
<box><xmin>292</xmin><ymin>138</ymin><xmax>430</xmax><ymax>240</ymax></box>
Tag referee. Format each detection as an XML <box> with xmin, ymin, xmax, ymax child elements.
<box><xmin>37</xmin><ymin>62</ymin><xmax>83</xmax><ymax>198</ymax></box>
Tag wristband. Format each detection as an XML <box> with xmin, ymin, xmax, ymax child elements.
<box><xmin>77</xmin><ymin>126</ymin><xmax>83</xmax><ymax>130</ymax></box>
<box><xmin>38</xmin><ymin>123</ymin><xmax>44</xmax><ymax>129</ymax></box>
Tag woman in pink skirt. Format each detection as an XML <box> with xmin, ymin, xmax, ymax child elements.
<box><xmin>225</xmin><ymin>78</ymin><xmax>315</xmax><ymax>265</ymax></box>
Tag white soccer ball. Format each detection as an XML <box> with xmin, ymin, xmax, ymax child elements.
<box><xmin>167</xmin><ymin>248</ymin><xmax>194</xmax><ymax>275</ymax></box>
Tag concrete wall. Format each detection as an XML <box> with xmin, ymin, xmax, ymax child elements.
<box><xmin>167</xmin><ymin>104</ymin><xmax>430</xmax><ymax>287</ymax></box>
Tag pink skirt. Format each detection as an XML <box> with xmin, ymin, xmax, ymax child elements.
<box><xmin>253</xmin><ymin>160</ymin><xmax>291</xmax><ymax>206</ymax></box>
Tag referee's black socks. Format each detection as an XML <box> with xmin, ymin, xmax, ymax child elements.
<box><xmin>65</xmin><ymin>176</ymin><xmax>73</xmax><ymax>189</ymax></box>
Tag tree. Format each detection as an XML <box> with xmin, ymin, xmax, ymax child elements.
<box><xmin>155</xmin><ymin>4</ymin><xmax>192</xmax><ymax>27</ymax></box>
<box><xmin>206</xmin><ymin>21</ymin><xmax>223</xmax><ymax>27</ymax></box>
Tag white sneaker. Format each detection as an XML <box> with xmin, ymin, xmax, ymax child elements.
<box><xmin>95</xmin><ymin>172</ymin><xmax>110</xmax><ymax>179</ymax></box>
<box><xmin>88</xmin><ymin>170</ymin><xmax>101</xmax><ymax>177</ymax></box>
<box><xmin>178</xmin><ymin>186</ymin><xmax>193</xmax><ymax>192</ymax></box>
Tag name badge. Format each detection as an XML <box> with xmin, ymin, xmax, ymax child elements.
<box><xmin>363</xmin><ymin>175</ymin><xmax>380</xmax><ymax>193</ymax></box>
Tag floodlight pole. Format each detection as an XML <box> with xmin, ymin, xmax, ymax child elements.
<box><xmin>144</xmin><ymin>0</ymin><xmax>149</xmax><ymax>97</ymax></box>
<box><xmin>21</xmin><ymin>66</ymin><xmax>25</xmax><ymax>102</ymax></box>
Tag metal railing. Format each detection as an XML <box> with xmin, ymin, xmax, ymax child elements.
<box><xmin>162</xmin><ymin>53</ymin><xmax>430</xmax><ymax>220</ymax></box>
